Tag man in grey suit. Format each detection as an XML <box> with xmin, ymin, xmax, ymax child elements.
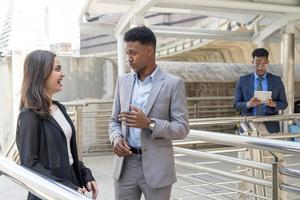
<box><xmin>109</xmin><ymin>26</ymin><xmax>189</xmax><ymax>200</ymax></box>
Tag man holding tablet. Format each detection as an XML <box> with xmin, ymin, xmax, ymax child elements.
<box><xmin>233</xmin><ymin>48</ymin><xmax>288</xmax><ymax>133</ymax></box>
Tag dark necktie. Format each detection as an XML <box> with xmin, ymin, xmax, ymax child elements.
<box><xmin>256</xmin><ymin>77</ymin><xmax>264</xmax><ymax>115</ymax></box>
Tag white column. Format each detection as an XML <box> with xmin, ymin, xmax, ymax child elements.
<box><xmin>116</xmin><ymin>34</ymin><xmax>126</xmax><ymax>76</ymax></box>
<box><xmin>254</xmin><ymin>22</ymin><xmax>266</xmax><ymax>49</ymax></box>
<box><xmin>12</xmin><ymin>51</ymin><xmax>26</xmax><ymax>133</ymax></box>
<box><xmin>131</xmin><ymin>14</ymin><xmax>144</xmax><ymax>28</ymax></box>
<box><xmin>280</xmin><ymin>26</ymin><xmax>294</xmax><ymax>200</ymax></box>
<box><xmin>281</xmin><ymin>26</ymin><xmax>295</xmax><ymax>115</ymax></box>
<box><xmin>257</xmin><ymin>41</ymin><xmax>266</xmax><ymax>48</ymax></box>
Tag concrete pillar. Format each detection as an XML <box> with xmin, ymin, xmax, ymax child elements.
<box><xmin>0</xmin><ymin>56</ymin><xmax>13</xmax><ymax>154</ymax></box>
<box><xmin>281</xmin><ymin>25</ymin><xmax>295</xmax><ymax>159</ymax></box>
<box><xmin>116</xmin><ymin>34</ymin><xmax>126</xmax><ymax>76</ymax></box>
<box><xmin>12</xmin><ymin>51</ymin><xmax>25</xmax><ymax>133</ymax></box>
<box><xmin>254</xmin><ymin>22</ymin><xmax>266</xmax><ymax>49</ymax></box>
<box><xmin>281</xmin><ymin>29</ymin><xmax>295</xmax><ymax>115</ymax></box>
<box><xmin>131</xmin><ymin>14</ymin><xmax>144</xmax><ymax>28</ymax></box>
<box><xmin>258</xmin><ymin>41</ymin><xmax>266</xmax><ymax>48</ymax></box>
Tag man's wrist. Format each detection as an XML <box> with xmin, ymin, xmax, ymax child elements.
<box><xmin>148</xmin><ymin>118</ymin><xmax>156</xmax><ymax>131</ymax></box>
<box><xmin>112</xmin><ymin>135</ymin><xmax>122</xmax><ymax>146</ymax></box>
<box><xmin>146</xmin><ymin>118</ymin><xmax>151</xmax><ymax>128</ymax></box>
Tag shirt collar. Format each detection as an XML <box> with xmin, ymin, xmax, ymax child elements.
<box><xmin>134</xmin><ymin>66</ymin><xmax>158</xmax><ymax>82</ymax></box>
<box><xmin>254</xmin><ymin>72</ymin><xmax>267</xmax><ymax>80</ymax></box>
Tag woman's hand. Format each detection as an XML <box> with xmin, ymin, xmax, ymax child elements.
<box><xmin>86</xmin><ymin>181</ymin><xmax>98</xmax><ymax>199</ymax></box>
<box><xmin>78</xmin><ymin>186</ymin><xmax>86</xmax><ymax>194</ymax></box>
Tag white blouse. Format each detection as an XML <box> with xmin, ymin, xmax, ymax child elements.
<box><xmin>51</xmin><ymin>105</ymin><xmax>74</xmax><ymax>165</ymax></box>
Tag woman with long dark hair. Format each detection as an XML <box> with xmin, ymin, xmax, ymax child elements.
<box><xmin>16</xmin><ymin>50</ymin><xmax>98</xmax><ymax>200</ymax></box>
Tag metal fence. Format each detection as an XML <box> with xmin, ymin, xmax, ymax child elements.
<box><xmin>171</xmin><ymin>115</ymin><xmax>300</xmax><ymax>200</ymax></box>
<box><xmin>64</xmin><ymin>97</ymin><xmax>238</xmax><ymax>156</ymax></box>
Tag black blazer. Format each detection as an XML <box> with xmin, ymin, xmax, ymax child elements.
<box><xmin>16</xmin><ymin>101</ymin><xmax>94</xmax><ymax>200</ymax></box>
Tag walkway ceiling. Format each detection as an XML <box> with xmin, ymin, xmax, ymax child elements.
<box><xmin>79</xmin><ymin>0</ymin><xmax>300</xmax><ymax>43</ymax></box>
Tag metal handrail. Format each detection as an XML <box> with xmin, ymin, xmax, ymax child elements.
<box><xmin>281</xmin><ymin>184</ymin><xmax>300</xmax><ymax>195</ymax></box>
<box><xmin>174</xmin><ymin>146</ymin><xmax>272</xmax><ymax>171</ymax></box>
<box><xmin>189</xmin><ymin>129</ymin><xmax>300</xmax><ymax>197</ymax></box>
<box><xmin>0</xmin><ymin>156</ymin><xmax>90</xmax><ymax>200</ymax></box>
<box><xmin>63</xmin><ymin>99</ymin><xmax>113</xmax><ymax>107</ymax></box>
<box><xmin>189</xmin><ymin>114</ymin><xmax>300</xmax><ymax>126</ymax></box>
<box><xmin>281</xmin><ymin>168</ymin><xmax>300</xmax><ymax>179</ymax></box>
<box><xmin>62</xmin><ymin>96</ymin><xmax>237</xmax><ymax>107</ymax></box>
<box><xmin>189</xmin><ymin>130</ymin><xmax>300</xmax><ymax>154</ymax></box>
<box><xmin>176</xmin><ymin>160</ymin><xmax>272</xmax><ymax>187</ymax></box>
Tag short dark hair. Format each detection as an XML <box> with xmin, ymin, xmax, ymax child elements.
<box><xmin>252</xmin><ymin>48</ymin><xmax>269</xmax><ymax>59</ymax></box>
<box><xmin>124</xmin><ymin>25</ymin><xmax>156</xmax><ymax>49</ymax></box>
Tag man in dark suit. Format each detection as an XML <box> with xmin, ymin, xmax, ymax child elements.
<box><xmin>234</xmin><ymin>48</ymin><xmax>288</xmax><ymax>133</ymax></box>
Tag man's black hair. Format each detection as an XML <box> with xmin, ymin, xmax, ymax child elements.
<box><xmin>252</xmin><ymin>48</ymin><xmax>269</xmax><ymax>59</ymax></box>
<box><xmin>124</xmin><ymin>25</ymin><xmax>156</xmax><ymax>49</ymax></box>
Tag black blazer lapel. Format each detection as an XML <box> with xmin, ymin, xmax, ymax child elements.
<box><xmin>49</xmin><ymin>102</ymin><xmax>74</xmax><ymax>139</ymax></box>
<box><xmin>48</xmin><ymin>116</ymin><xmax>64</xmax><ymax>133</ymax></box>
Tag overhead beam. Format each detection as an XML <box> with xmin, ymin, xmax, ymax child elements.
<box><xmin>79</xmin><ymin>0</ymin><xmax>293</xmax><ymax>24</ymax></box>
<box><xmin>80</xmin><ymin>23</ymin><xmax>115</xmax><ymax>35</ymax></box>
<box><xmin>80</xmin><ymin>22</ymin><xmax>300</xmax><ymax>42</ymax></box>
<box><xmin>97</xmin><ymin>0</ymin><xmax>131</xmax><ymax>3</ymax></box>
<box><xmin>78</xmin><ymin>0</ymin><xmax>93</xmax><ymax>24</ymax></box>
<box><xmin>114</xmin><ymin>0</ymin><xmax>158</xmax><ymax>35</ymax></box>
<box><xmin>83</xmin><ymin>0</ymin><xmax>300</xmax><ymax>14</ymax></box>
<box><xmin>79</xmin><ymin>0</ymin><xmax>300</xmax><ymax>24</ymax></box>
<box><xmin>149</xmin><ymin>25</ymin><xmax>254</xmax><ymax>41</ymax></box>
<box><xmin>80</xmin><ymin>23</ymin><xmax>254</xmax><ymax>39</ymax></box>
<box><xmin>158</xmin><ymin>0</ymin><xmax>300</xmax><ymax>15</ymax></box>
<box><xmin>81</xmin><ymin>1</ymin><xmax>283</xmax><ymax>17</ymax></box>
<box><xmin>253</xmin><ymin>14</ymin><xmax>300</xmax><ymax>43</ymax></box>
<box><xmin>92</xmin><ymin>0</ymin><xmax>300</xmax><ymax>7</ymax></box>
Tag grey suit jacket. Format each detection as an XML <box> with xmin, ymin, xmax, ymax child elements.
<box><xmin>109</xmin><ymin>68</ymin><xmax>189</xmax><ymax>188</ymax></box>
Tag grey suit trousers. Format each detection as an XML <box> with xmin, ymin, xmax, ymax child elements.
<box><xmin>114</xmin><ymin>154</ymin><xmax>172</xmax><ymax>200</ymax></box>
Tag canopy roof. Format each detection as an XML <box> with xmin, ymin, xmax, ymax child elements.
<box><xmin>79</xmin><ymin>0</ymin><xmax>300</xmax><ymax>43</ymax></box>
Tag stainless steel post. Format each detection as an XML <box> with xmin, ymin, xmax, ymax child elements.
<box><xmin>271</xmin><ymin>153</ymin><xmax>287</xmax><ymax>200</ymax></box>
<box><xmin>272</xmin><ymin>160</ymin><xmax>279</xmax><ymax>200</ymax></box>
